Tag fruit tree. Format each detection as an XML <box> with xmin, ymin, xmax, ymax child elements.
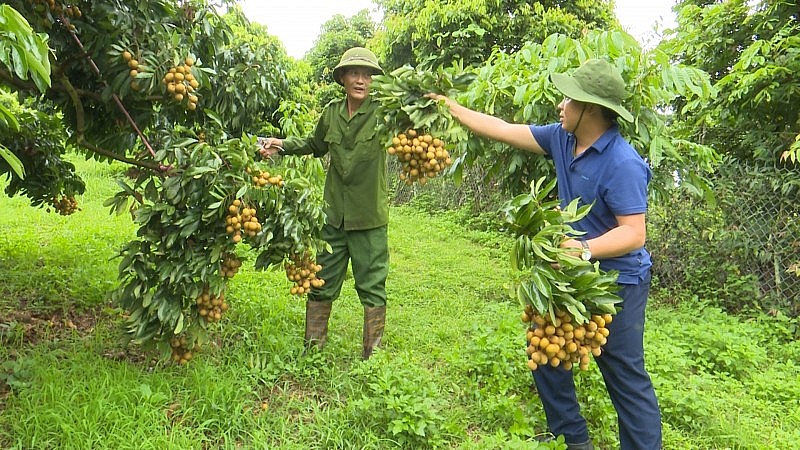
<box><xmin>0</xmin><ymin>0</ymin><xmax>328</xmax><ymax>360</ymax></box>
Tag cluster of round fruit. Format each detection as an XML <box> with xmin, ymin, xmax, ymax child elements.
<box><xmin>161</xmin><ymin>58</ymin><xmax>199</xmax><ymax>111</ymax></box>
<box><xmin>522</xmin><ymin>305</ymin><xmax>613</xmax><ymax>371</ymax></box>
<box><xmin>387</xmin><ymin>128</ymin><xmax>452</xmax><ymax>185</ymax></box>
<box><xmin>250</xmin><ymin>169</ymin><xmax>284</xmax><ymax>188</ymax></box>
<box><xmin>51</xmin><ymin>195</ymin><xmax>78</xmax><ymax>215</ymax></box>
<box><xmin>225</xmin><ymin>199</ymin><xmax>262</xmax><ymax>244</ymax></box>
<box><xmin>284</xmin><ymin>252</ymin><xmax>325</xmax><ymax>296</ymax></box>
<box><xmin>169</xmin><ymin>334</ymin><xmax>197</xmax><ymax>365</ymax></box>
<box><xmin>196</xmin><ymin>287</ymin><xmax>229</xmax><ymax>323</ymax></box>
<box><xmin>31</xmin><ymin>0</ymin><xmax>81</xmax><ymax>28</ymax></box>
<box><xmin>220</xmin><ymin>253</ymin><xmax>242</xmax><ymax>278</ymax></box>
<box><xmin>121</xmin><ymin>51</ymin><xmax>142</xmax><ymax>90</ymax></box>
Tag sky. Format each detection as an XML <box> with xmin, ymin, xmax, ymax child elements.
<box><xmin>236</xmin><ymin>0</ymin><xmax>678</xmax><ymax>59</ymax></box>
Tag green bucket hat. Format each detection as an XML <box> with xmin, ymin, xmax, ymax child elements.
<box><xmin>550</xmin><ymin>59</ymin><xmax>633</xmax><ymax>122</ymax></box>
<box><xmin>331</xmin><ymin>47</ymin><xmax>383</xmax><ymax>86</ymax></box>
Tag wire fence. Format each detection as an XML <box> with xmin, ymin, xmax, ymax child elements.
<box><xmin>648</xmin><ymin>162</ymin><xmax>800</xmax><ymax>315</ymax></box>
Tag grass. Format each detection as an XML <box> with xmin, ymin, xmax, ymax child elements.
<box><xmin>1</xmin><ymin>156</ymin><xmax>798</xmax><ymax>449</ymax></box>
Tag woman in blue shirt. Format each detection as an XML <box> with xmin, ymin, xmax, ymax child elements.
<box><xmin>430</xmin><ymin>59</ymin><xmax>661</xmax><ymax>450</ymax></box>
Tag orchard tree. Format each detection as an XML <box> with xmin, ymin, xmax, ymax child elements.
<box><xmin>0</xmin><ymin>3</ymin><xmax>84</xmax><ymax>212</ymax></box>
<box><xmin>1</xmin><ymin>0</ymin><xmax>298</xmax><ymax>207</ymax></box>
<box><xmin>658</xmin><ymin>0</ymin><xmax>799</xmax><ymax>306</ymax></box>
<box><xmin>0</xmin><ymin>0</ymin><xmax>328</xmax><ymax>361</ymax></box>
<box><xmin>662</xmin><ymin>0</ymin><xmax>800</xmax><ymax>165</ymax></box>
<box><xmin>372</xmin><ymin>0</ymin><xmax>618</xmax><ymax>69</ymax></box>
<box><xmin>0</xmin><ymin>4</ymin><xmax>49</xmax><ymax>177</ymax></box>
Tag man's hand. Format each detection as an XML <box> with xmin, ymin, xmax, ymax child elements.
<box><xmin>425</xmin><ymin>93</ymin><xmax>453</xmax><ymax>108</ymax></box>
<box><xmin>550</xmin><ymin>238</ymin><xmax>585</xmax><ymax>270</ymax></box>
<box><xmin>560</xmin><ymin>238</ymin><xmax>584</xmax><ymax>258</ymax></box>
<box><xmin>257</xmin><ymin>137</ymin><xmax>284</xmax><ymax>158</ymax></box>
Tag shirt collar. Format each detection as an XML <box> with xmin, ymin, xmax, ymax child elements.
<box><xmin>589</xmin><ymin>124</ymin><xmax>620</xmax><ymax>154</ymax></box>
<box><xmin>339</xmin><ymin>95</ymin><xmax>373</xmax><ymax>119</ymax></box>
<box><xmin>568</xmin><ymin>124</ymin><xmax>620</xmax><ymax>154</ymax></box>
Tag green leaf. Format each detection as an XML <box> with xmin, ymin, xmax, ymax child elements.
<box><xmin>235</xmin><ymin>184</ymin><xmax>248</xmax><ymax>199</ymax></box>
<box><xmin>173</xmin><ymin>313</ymin><xmax>184</xmax><ymax>334</ymax></box>
<box><xmin>0</xmin><ymin>145</ymin><xmax>24</xmax><ymax>178</ymax></box>
<box><xmin>179</xmin><ymin>219</ymin><xmax>200</xmax><ymax>238</ymax></box>
<box><xmin>0</xmin><ymin>6</ymin><xmax>51</xmax><ymax>91</ymax></box>
<box><xmin>529</xmin><ymin>268</ymin><xmax>552</xmax><ymax>300</ymax></box>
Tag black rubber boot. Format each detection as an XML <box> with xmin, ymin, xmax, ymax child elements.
<box><xmin>535</xmin><ymin>435</ymin><xmax>593</xmax><ymax>450</ymax></box>
<box><xmin>566</xmin><ymin>439</ymin><xmax>594</xmax><ymax>450</ymax></box>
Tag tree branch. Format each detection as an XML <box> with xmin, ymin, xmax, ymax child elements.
<box><xmin>59</xmin><ymin>73</ymin><xmax>161</xmax><ymax>172</ymax></box>
<box><xmin>60</xmin><ymin>19</ymin><xmax>160</xmax><ymax>161</ymax></box>
<box><xmin>0</xmin><ymin>66</ymin><xmax>103</xmax><ymax>102</ymax></box>
<box><xmin>0</xmin><ymin>67</ymin><xmax>37</xmax><ymax>92</ymax></box>
<box><xmin>76</xmin><ymin>137</ymin><xmax>161</xmax><ymax>171</ymax></box>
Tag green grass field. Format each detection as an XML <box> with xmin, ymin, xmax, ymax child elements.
<box><xmin>1</xmin><ymin>157</ymin><xmax>798</xmax><ymax>449</ymax></box>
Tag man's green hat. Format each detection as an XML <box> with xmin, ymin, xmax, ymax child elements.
<box><xmin>332</xmin><ymin>47</ymin><xmax>383</xmax><ymax>86</ymax></box>
<box><xmin>550</xmin><ymin>59</ymin><xmax>634</xmax><ymax>122</ymax></box>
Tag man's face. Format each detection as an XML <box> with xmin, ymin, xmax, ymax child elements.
<box><xmin>342</xmin><ymin>67</ymin><xmax>374</xmax><ymax>102</ymax></box>
<box><xmin>558</xmin><ymin>97</ymin><xmax>586</xmax><ymax>133</ymax></box>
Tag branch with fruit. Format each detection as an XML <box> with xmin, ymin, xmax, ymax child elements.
<box><xmin>502</xmin><ymin>177</ymin><xmax>622</xmax><ymax>371</ymax></box>
<box><xmin>110</xmin><ymin>136</ymin><xmax>328</xmax><ymax>363</ymax></box>
<box><xmin>371</xmin><ymin>64</ymin><xmax>475</xmax><ymax>184</ymax></box>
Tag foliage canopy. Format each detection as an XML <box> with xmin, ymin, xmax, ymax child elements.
<box><xmin>372</xmin><ymin>0</ymin><xmax>618</xmax><ymax>69</ymax></box>
<box><xmin>663</xmin><ymin>0</ymin><xmax>800</xmax><ymax>165</ymax></box>
<box><xmin>0</xmin><ymin>0</ymin><xmax>329</xmax><ymax>353</ymax></box>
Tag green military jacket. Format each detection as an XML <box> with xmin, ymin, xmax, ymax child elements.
<box><xmin>282</xmin><ymin>96</ymin><xmax>388</xmax><ymax>231</ymax></box>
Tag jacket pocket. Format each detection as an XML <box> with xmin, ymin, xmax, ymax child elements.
<box><xmin>354</xmin><ymin>124</ymin><xmax>377</xmax><ymax>145</ymax></box>
<box><xmin>324</xmin><ymin>128</ymin><xmax>343</xmax><ymax>145</ymax></box>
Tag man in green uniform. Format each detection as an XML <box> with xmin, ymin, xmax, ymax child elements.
<box><xmin>259</xmin><ymin>47</ymin><xmax>388</xmax><ymax>360</ymax></box>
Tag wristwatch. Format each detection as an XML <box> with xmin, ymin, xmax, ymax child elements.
<box><xmin>579</xmin><ymin>240</ymin><xmax>592</xmax><ymax>261</ymax></box>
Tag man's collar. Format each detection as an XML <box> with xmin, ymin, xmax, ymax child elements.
<box><xmin>341</xmin><ymin>95</ymin><xmax>372</xmax><ymax>117</ymax></box>
<box><xmin>583</xmin><ymin>124</ymin><xmax>620</xmax><ymax>154</ymax></box>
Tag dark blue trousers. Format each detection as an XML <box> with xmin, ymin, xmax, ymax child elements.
<box><xmin>532</xmin><ymin>273</ymin><xmax>662</xmax><ymax>449</ymax></box>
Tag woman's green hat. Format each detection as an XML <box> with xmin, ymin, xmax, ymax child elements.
<box><xmin>550</xmin><ymin>59</ymin><xmax>634</xmax><ymax>122</ymax></box>
<box><xmin>332</xmin><ymin>47</ymin><xmax>383</xmax><ymax>86</ymax></box>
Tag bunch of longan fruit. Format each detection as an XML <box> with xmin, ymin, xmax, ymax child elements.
<box><xmin>195</xmin><ymin>287</ymin><xmax>229</xmax><ymax>323</ymax></box>
<box><xmin>161</xmin><ymin>58</ymin><xmax>200</xmax><ymax>110</ymax></box>
<box><xmin>30</xmin><ymin>0</ymin><xmax>81</xmax><ymax>29</ymax></box>
<box><xmin>522</xmin><ymin>305</ymin><xmax>613</xmax><ymax>371</ymax></box>
<box><xmin>31</xmin><ymin>0</ymin><xmax>82</xmax><ymax>17</ymax></box>
<box><xmin>387</xmin><ymin>128</ymin><xmax>452</xmax><ymax>185</ymax></box>
<box><xmin>169</xmin><ymin>334</ymin><xmax>198</xmax><ymax>365</ymax></box>
<box><xmin>284</xmin><ymin>252</ymin><xmax>324</xmax><ymax>296</ymax></box>
<box><xmin>225</xmin><ymin>199</ymin><xmax>261</xmax><ymax>243</ymax></box>
<box><xmin>121</xmin><ymin>50</ymin><xmax>142</xmax><ymax>90</ymax></box>
<box><xmin>52</xmin><ymin>195</ymin><xmax>78</xmax><ymax>215</ymax></box>
<box><xmin>250</xmin><ymin>169</ymin><xmax>284</xmax><ymax>188</ymax></box>
<box><xmin>220</xmin><ymin>253</ymin><xmax>242</xmax><ymax>278</ymax></box>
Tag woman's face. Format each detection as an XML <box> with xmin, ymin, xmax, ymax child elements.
<box><xmin>341</xmin><ymin>67</ymin><xmax>374</xmax><ymax>102</ymax></box>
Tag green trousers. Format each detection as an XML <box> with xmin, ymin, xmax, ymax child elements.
<box><xmin>308</xmin><ymin>224</ymin><xmax>388</xmax><ymax>307</ymax></box>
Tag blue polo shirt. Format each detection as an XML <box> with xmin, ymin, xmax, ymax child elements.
<box><xmin>529</xmin><ymin>123</ymin><xmax>652</xmax><ymax>284</ymax></box>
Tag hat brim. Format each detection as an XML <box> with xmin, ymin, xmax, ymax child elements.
<box><xmin>332</xmin><ymin>64</ymin><xmax>384</xmax><ymax>86</ymax></box>
<box><xmin>550</xmin><ymin>73</ymin><xmax>634</xmax><ymax>122</ymax></box>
